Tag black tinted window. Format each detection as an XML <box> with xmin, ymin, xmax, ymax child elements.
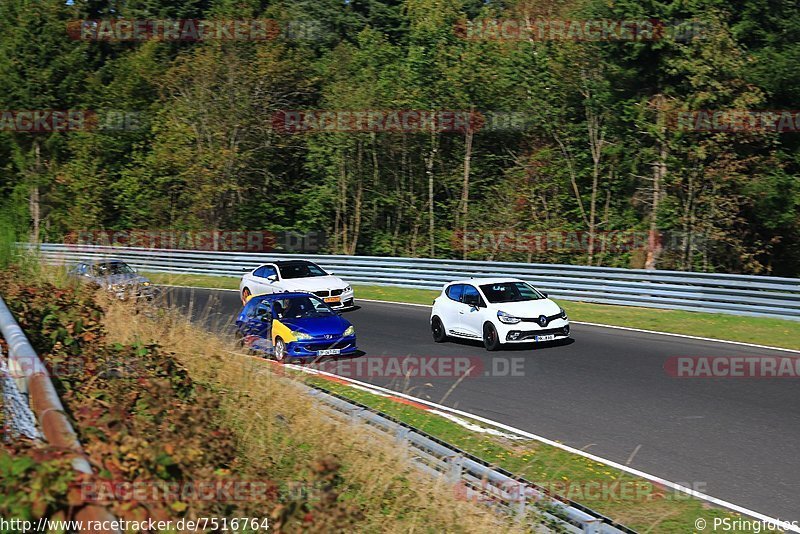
<box><xmin>278</xmin><ymin>262</ymin><xmax>327</xmax><ymax>279</ymax></box>
<box><xmin>479</xmin><ymin>282</ymin><xmax>543</xmax><ymax>303</ymax></box>
<box><xmin>446</xmin><ymin>284</ymin><xmax>463</xmax><ymax>301</ymax></box>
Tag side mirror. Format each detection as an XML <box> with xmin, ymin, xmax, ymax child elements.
<box><xmin>463</xmin><ymin>295</ymin><xmax>481</xmax><ymax>308</ymax></box>
<box><xmin>327</xmin><ymin>270</ymin><xmax>335</xmax><ymax>275</ymax></box>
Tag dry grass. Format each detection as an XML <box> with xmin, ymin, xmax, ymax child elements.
<box><xmin>102</xmin><ymin>300</ymin><xmax>535</xmax><ymax>533</ymax></box>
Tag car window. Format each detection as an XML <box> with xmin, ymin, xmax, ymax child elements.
<box><xmin>446</xmin><ymin>284</ymin><xmax>463</xmax><ymax>302</ymax></box>
<box><xmin>277</xmin><ymin>262</ymin><xmax>327</xmax><ymax>279</ymax></box>
<box><xmin>92</xmin><ymin>262</ymin><xmax>134</xmax><ymax>276</ymax></box>
<box><xmin>243</xmin><ymin>298</ymin><xmax>260</xmax><ymax>318</ymax></box>
<box><xmin>255</xmin><ymin>302</ymin><xmax>271</xmax><ymax>318</ymax></box>
<box><xmin>254</xmin><ymin>265</ymin><xmax>277</xmax><ymax>278</ymax></box>
<box><xmin>479</xmin><ymin>282</ymin><xmax>544</xmax><ymax>303</ymax></box>
<box><xmin>274</xmin><ymin>296</ymin><xmax>335</xmax><ymax>318</ymax></box>
<box><xmin>461</xmin><ymin>285</ymin><xmax>484</xmax><ymax>306</ymax></box>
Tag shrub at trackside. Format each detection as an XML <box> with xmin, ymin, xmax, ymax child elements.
<box><xmin>0</xmin><ymin>268</ymin><xmax>364</xmax><ymax>531</ymax></box>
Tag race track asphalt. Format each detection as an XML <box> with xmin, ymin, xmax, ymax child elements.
<box><xmin>162</xmin><ymin>286</ymin><xmax>800</xmax><ymax>522</ymax></box>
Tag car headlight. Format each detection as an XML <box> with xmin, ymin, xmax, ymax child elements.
<box><xmin>559</xmin><ymin>307</ymin><xmax>568</xmax><ymax>320</ymax></box>
<box><xmin>344</xmin><ymin>285</ymin><xmax>352</xmax><ymax>292</ymax></box>
<box><xmin>343</xmin><ymin>325</ymin><xmax>355</xmax><ymax>336</ymax></box>
<box><xmin>293</xmin><ymin>331</ymin><xmax>313</xmax><ymax>340</ymax></box>
<box><xmin>497</xmin><ymin>311</ymin><xmax>521</xmax><ymax>324</ymax></box>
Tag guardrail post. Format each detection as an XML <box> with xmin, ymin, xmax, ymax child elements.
<box><xmin>446</xmin><ymin>455</ymin><xmax>463</xmax><ymax>484</ymax></box>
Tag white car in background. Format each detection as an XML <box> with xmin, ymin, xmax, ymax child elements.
<box><xmin>430</xmin><ymin>278</ymin><xmax>569</xmax><ymax>351</ymax></box>
<box><xmin>239</xmin><ymin>260</ymin><xmax>355</xmax><ymax>310</ymax></box>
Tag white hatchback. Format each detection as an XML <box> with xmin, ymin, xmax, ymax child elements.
<box><xmin>239</xmin><ymin>260</ymin><xmax>355</xmax><ymax>309</ymax></box>
<box><xmin>430</xmin><ymin>278</ymin><xmax>570</xmax><ymax>351</ymax></box>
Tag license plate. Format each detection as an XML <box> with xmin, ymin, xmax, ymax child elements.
<box><xmin>535</xmin><ymin>334</ymin><xmax>556</xmax><ymax>342</ymax></box>
<box><xmin>317</xmin><ymin>348</ymin><xmax>340</xmax><ymax>356</ymax></box>
<box><xmin>324</xmin><ymin>297</ymin><xmax>341</xmax><ymax>304</ymax></box>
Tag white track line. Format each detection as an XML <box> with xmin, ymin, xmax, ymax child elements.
<box><xmin>276</xmin><ymin>359</ymin><xmax>800</xmax><ymax>530</ymax></box>
<box><xmin>182</xmin><ymin>286</ymin><xmax>798</xmax><ymax>528</ymax></box>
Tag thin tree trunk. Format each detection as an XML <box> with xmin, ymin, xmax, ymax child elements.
<box><xmin>460</xmin><ymin>126</ymin><xmax>474</xmax><ymax>260</ymax></box>
<box><xmin>29</xmin><ymin>140</ymin><xmax>42</xmax><ymax>243</ymax></box>
<box><xmin>646</xmin><ymin>141</ymin><xmax>667</xmax><ymax>270</ymax></box>
<box><xmin>586</xmin><ymin>107</ymin><xmax>604</xmax><ymax>266</ymax></box>
<box><xmin>339</xmin><ymin>159</ymin><xmax>348</xmax><ymax>254</ymax></box>
<box><xmin>425</xmin><ymin>121</ymin><xmax>438</xmax><ymax>258</ymax></box>
<box><xmin>349</xmin><ymin>143</ymin><xmax>364</xmax><ymax>255</ymax></box>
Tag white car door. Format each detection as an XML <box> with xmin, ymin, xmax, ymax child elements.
<box><xmin>459</xmin><ymin>284</ymin><xmax>487</xmax><ymax>339</ymax></box>
<box><xmin>438</xmin><ymin>284</ymin><xmax>465</xmax><ymax>336</ymax></box>
<box><xmin>251</xmin><ymin>265</ymin><xmax>280</xmax><ymax>295</ymax></box>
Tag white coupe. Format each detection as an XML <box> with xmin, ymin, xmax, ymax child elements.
<box><xmin>239</xmin><ymin>260</ymin><xmax>355</xmax><ymax>309</ymax></box>
<box><xmin>430</xmin><ymin>278</ymin><xmax>569</xmax><ymax>351</ymax></box>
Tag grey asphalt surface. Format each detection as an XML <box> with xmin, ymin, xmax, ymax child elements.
<box><xmin>162</xmin><ymin>286</ymin><xmax>800</xmax><ymax>522</ymax></box>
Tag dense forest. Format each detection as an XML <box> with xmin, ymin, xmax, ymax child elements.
<box><xmin>1</xmin><ymin>0</ymin><xmax>798</xmax><ymax>275</ymax></box>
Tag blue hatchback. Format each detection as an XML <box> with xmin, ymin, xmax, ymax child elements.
<box><xmin>235</xmin><ymin>292</ymin><xmax>357</xmax><ymax>361</ymax></box>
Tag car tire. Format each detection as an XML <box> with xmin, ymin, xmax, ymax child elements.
<box><xmin>431</xmin><ymin>316</ymin><xmax>448</xmax><ymax>343</ymax></box>
<box><xmin>483</xmin><ymin>322</ymin><xmax>502</xmax><ymax>351</ymax></box>
<box><xmin>274</xmin><ymin>337</ymin><xmax>286</xmax><ymax>362</ymax></box>
<box><xmin>241</xmin><ymin>287</ymin><xmax>251</xmax><ymax>304</ymax></box>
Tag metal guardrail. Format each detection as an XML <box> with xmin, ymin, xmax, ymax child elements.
<box><xmin>32</xmin><ymin>243</ymin><xmax>800</xmax><ymax>321</ymax></box>
<box><xmin>0</xmin><ymin>295</ymin><xmax>121</xmax><ymax>533</ymax></box>
<box><xmin>307</xmin><ymin>386</ymin><xmax>633</xmax><ymax>533</ymax></box>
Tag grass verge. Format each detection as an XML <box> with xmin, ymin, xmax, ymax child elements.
<box><xmin>303</xmin><ymin>376</ymin><xmax>767</xmax><ymax>534</ymax></box>
<box><xmin>102</xmin><ymin>300</ymin><xmax>533</xmax><ymax>532</ymax></box>
<box><xmin>144</xmin><ymin>271</ymin><xmax>800</xmax><ymax>351</ymax></box>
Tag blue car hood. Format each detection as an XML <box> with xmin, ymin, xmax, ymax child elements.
<box><xmin>279</xmin><ymin>315</ymin><xmax>351</xmax><ymax>336</ymax></box>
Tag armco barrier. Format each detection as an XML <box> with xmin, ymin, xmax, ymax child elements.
<box><xmin>31</xmin><ymin>243</ymin><xmax>800</xmax><ymax>321</ymax></box>
<box><xmin>0</xmin><ymin>295</ymin><xmax>121</xmax><ymax>533</ymax></box>
<box><xmin>307</xmin><ymin>386</ymin><xmax>633</xmax><ymax>533</ymax></box>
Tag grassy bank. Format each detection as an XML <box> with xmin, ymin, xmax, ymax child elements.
<box><xmin>144</xmin><ymin>271</ymin><xmax>800</xmax><ymax>351</ymax></box>
<box><xmin>102</xmin><ymin>300</ymin><xmax>532</xmax><ymax>532</ymax></box>
<box><xmin>304</xmin><ymin>377</ymin><xmax>761</xmax><ymax>533</ymax></box>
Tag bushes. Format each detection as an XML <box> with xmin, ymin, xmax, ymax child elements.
<box><xmin>0</xmin><ymin>270</ymin><xmax>363</xmax><ymax>531</ymax></box>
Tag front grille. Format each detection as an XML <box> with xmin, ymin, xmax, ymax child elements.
<box><xmin>507</xmin><ymin>327</ymin><xmax>569</xmax><ymax>341</ymax></box>
<box><xmin>313</xmin><ymin>290</ymin><xmax>330</xmax><ymax>297</ymax></box>
<box><xmin>302</xmin><ymin>341</ymin><xmax>351</xmax><ymax>352</ymax></box>
<box><xmin>330</xmin><ymin>288</ymin><xmax>343</xmax><ymax>296</ymax></box>
<box><xmin>520</xmin><ymin>312</ymin><xmax>563</xmax><ymax>324</ymax></box>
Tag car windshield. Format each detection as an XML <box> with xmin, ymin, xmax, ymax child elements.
<box><xmin>274</xmin><ymin>296</ymin><xmax>335</xmax><ymax>318</ymax></box>
<box><xmin>92</xmin><ymin>262</ymin><xmax>134</xmax><ymax>276</ymax></box>
<box><xmin>479</xmin><ymin>282</ymin><xmax>544</xmax><ymax>303</ymax></box>
<box><xmin>278</xmin><ymin>262</ymin><xmax>327</xmax><ymax>279</ymax></box>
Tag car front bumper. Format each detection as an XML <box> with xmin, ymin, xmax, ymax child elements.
<box><xmin>286</xmin><ymin>334</ymin><xmax>358</xmax><ymax>358</ymax></box>
<box><xmin>496</xmin><ymin>319</ymin><xmax>570</xmax><ymax>343</ymax></box>
<box><xmin>110</xmin><ymin>285</ymin><xmax>158</xmax><ymax>300</ymax></box>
